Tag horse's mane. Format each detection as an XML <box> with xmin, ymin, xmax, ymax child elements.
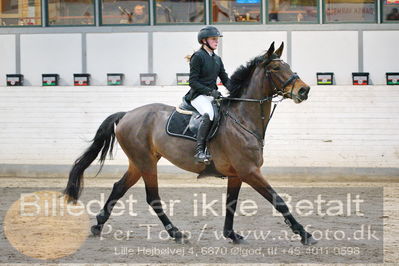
<box><xmin>229</xmin><ymin>55</ymin><xmax>266</xmax><ymax>98</ymax></box>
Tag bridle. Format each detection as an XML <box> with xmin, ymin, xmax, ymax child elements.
<box><xmin>222</xmin><ymin>58</ymin><xmax>299</xmax><ymax>147</ymax></box>
<box><xmin>224</xmin><ymin>58</ymin><xmax>299</xmax><ymax>103</ymax></box>
<box><xmin>266</xmin><ymin>59</ymin><xmax>299</xmax><ymax>99</ymax></box>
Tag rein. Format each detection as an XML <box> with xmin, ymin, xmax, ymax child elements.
<box><xmin>222</xmin><ymin>98</ymin><xmax>279</xmax><ymax>148</ymax></box>
<box><xmin>221</xmin><ymin>62</ymin><xmax>299</xmax><ymax>147</ymax></box>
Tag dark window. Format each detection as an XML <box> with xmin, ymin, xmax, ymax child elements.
<box><xmin>48</xmin><ymin>0</ymin><xmax>95</xmax><ymax>26</ymax></box>
<box><xmin>0</xmin><ymin>0</ymin><xmax>41</xmax><ymax>26</ymax></box>
<box><xmin>325</xmin><ymin>0</ymin><xmax>376</xmax><ymax>23</ymax></box>
<box><xmin>382</xmin><ymin>0</ymin><xmax>399</xmax><ymax>22</ymax></box>
<box><xmin>268</xmin><ymin>0</ymin><xmax>318</xmax><ymax>23</ymax></box>
<box><xmin>102</xmin><ymin>0</ymin><xmax>149</xmax><ymax>25</ymax></box>
<box><xmin>212</xmin><ymin>0</ymin><xmax>261</xmax><ymax>23</ymax></box>
<box><xmin>155</xmin><ymin>0</ymin><xmax>204</xmax><ymax>24</ymax></box>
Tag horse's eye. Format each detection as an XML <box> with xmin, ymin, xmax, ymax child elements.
<box><xmin>273</xmin><ymin>67</ymin><xmax>280</xmax><ymax>71</ymax></box>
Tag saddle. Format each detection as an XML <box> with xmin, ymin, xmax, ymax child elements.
<box><xmin>166</xmin><ymin>97</ymin><xmax>221</xmax><ymax>142</ymax></box>
<box><xmin>166</xmin><ymin>98</ymin><xmax>226</xmax><ymax>179</ymax></box>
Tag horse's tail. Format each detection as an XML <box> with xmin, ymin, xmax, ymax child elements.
<box><xmin>64</xmin><ymin>111</ymin><xmax>127</xmax><ymax>203</ymax></box>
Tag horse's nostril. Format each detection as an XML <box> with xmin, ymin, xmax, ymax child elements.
<box><xmin>298</xmin><ymin>87</ymin><xmax>310</xmax><ymax>98</ymax></box>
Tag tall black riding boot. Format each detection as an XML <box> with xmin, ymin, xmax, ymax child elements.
<box><xmin>194</xmin><ymin>114</ymin><xmax>212</xmax><ymax>164</ymax></box>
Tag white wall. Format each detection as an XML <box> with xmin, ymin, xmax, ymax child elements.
<box><xmin>153</xmin><ymin>32</ymin><xmax>198</xmax><ymax>85</ymax></box>
<box><xmin>0</xmin><ymin>86</ymin><xmax>398</xmax><ymax>168</ymax></box>
<box><xmin>20</xmin><ymin>34</ymin><xmax>82</xmax><ymax>85</ymax></box>
<box><xmin>87</xmin><ymin>33</ymin><xmax>148</xmax><ymax>86</ymax></box>
<box><xmin>0</xmin><ymin>86</ymin><xmax>186</xmax><ymax>166</ymax></box>
<box><xmin>265</xmin><ymin>86</ymin><xmax>399</xmax><ymax>167</ymax></box>
<box><xmin>2</xmin><ymin>30</ymin><xmax>398</xmax><ymax>87</ymax></box>
<box><xmin>223</xmin><ymin>31</ymin><xmax>287</xmax><ymax>77</ymax></box>
<box><xmin>292</xmin><ymin>31</ymin><xmax>359</xmax><ymax>85</ymax></box>
<box><xmin>0</xmin><ymin>35</ymin><xmax>16</xmax><ymax>86</ymax></box>
<box><xmin>363</xmin><ymin>31</ymin><xmax>399</xmax><ymax>85</ymax></box>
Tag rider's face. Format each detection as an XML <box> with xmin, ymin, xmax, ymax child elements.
<box><xmin>205</xmin><ymin>37</ymin><xmax>219</xmax><ymax>50</ymax></box>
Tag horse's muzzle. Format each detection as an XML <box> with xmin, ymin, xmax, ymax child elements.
<box><xmin>298</xmin><ymin>86</ymin><xmax>310</xmax><ymax>101</ymax></box>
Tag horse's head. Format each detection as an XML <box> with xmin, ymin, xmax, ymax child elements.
<box><xmin>262</xmin><ymin>42</ymin><xmax>310</xmax><ymax>103</ymax></box>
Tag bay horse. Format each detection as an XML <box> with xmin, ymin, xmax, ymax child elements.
<box><xmin>64</xmin><ymin>42</ymin><xmax>317</xmax><ymax>245</ymax></box>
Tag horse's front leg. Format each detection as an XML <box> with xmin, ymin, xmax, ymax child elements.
<box><xmin>223</xmin><ymin>177</ymin><xmax>247</xmax><ymax>244</ymax></box>
<box><xmin>143</xmin><ymin>172</ymin><xmax>189</xmax><ymax>244</ymax></box>
<box><xmin>241</xmin><ymin>168</ymin><xmax>317</xmax><ymax>245</ymax></box>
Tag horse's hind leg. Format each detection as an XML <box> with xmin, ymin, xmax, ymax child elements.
<box><xmin>91</xmin><ymin>163</ymin><xmax>141</xmax><ymax>236</ymax></box>
<box><xmin>242</xmin><ymin>168</ymin><xmax>317</xmax><ymax>245</ymax></box>
<box><xmin>142</xmin><ymin>170</ymin><xmax>188</xmax><ymax>243</ymax></box>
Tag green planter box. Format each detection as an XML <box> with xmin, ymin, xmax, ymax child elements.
<box><xmin>107</xmin><ymin>73</ymin><xmax>124</xmax><ymax>86</ymax></box>
<box><xmin>386</xmin><ymin>73</ymin><xmax>399</xmax><ymax>85</ymax></box>
<box><xmin>42</xmin><ymin>74</ymin><xmax>59</xmax><ymax>86</ymax></box>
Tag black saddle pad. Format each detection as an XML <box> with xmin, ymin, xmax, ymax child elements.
<box><xmin>166</xmin><ymin>110</ymin><xmax>199</xmax><ymax>141</ymax></box>
<box><xmin>166</xmin><ymin>101</ymin><xmax>221</xmax><ymax>142</ymax></box>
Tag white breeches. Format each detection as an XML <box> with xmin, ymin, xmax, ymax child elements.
<box><xmin>190</xmin><ymin>95</ymin><xmax>215</xmax><ymax>121</ymax></box>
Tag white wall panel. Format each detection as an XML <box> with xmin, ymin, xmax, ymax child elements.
<box><xmin>87</xmin><ymin>33</ymin><xmax>148</xmax><ymax>85</ymax></box>
<box><xmin>153</xmin><ymin>32</ymin><xmax>198</xmax><ymax>85</ymax></box>
<box><xmin>292</xmin><ymin>31</ymin><xmax>358</xmax><ymax>85</ymax></box>
<box><xmin>0</xmin><ymin>86</ymin><xmax>398</xmax><ymax>169</ymax></box>
<box><xmin>363</xmin><ymin>31</ymin><xmax>399</xmax><ymax>85</ymax></box>
<box><xmin>20</xmin><ymin>34</ymin><xmax>82</xmax><ymax>85</ymax></box>
<box><xmin>223</xmin><ymin>31</ymin><xmax>287</xmax><ymax>77</ymax></box>
<box><xmin>0</xmin><ymin>35</ymin><xmax>16</xmax><ymax>86</ymax></box>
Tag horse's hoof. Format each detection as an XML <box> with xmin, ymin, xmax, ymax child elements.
<box><xmin>175</xmin><ymin>236</ymin><xmax>190</xmax><ymax>244</ymax></box>
<box><xmin>301</xmin><ymin>235</ymin><xmax>318</xmax><ymax>245</ymax></box>
<box><xmin>232</xmin><ymin>238</ymin><xmax>249</xmax><ymax>245</ymax></box>
<box><xmin>91</xmin><ymin>225</ymin><xmax>102</xmax><ymax>236</ymax></box>
<box><xmin>174</xmin><ymin>233</ymin><xmax>189</xmax><ymax>244</ymax></box>
<box><xmin>172</xmin><ymin>231</ymin><xmax>189</xmax><ymax>244</ymax></box>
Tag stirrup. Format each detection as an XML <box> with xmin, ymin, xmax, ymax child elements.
<box><xmin>194</xmin><ymin>151</ymin><xmax>211</xmax><ymax>165</ymax></box>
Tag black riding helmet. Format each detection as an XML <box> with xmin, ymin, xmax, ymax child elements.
<box><xmin>197</xmin><ymin>26</ymin><xmax>223</xmax><ymax>49</ymax></box>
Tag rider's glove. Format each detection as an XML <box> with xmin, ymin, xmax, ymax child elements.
<box><xmin>210</xmin><ymin>90</ymin><xmax>222</xmax><ymax>99</ymax></box>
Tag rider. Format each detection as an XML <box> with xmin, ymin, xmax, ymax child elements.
<box><xmin>185</xmin><ymin>26</ymin><xmax>230</xmax><ymax>163</ymax></box>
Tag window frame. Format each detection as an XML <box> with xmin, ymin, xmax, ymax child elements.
<box><xmin>1</xmin><ymin>0</ymin><xmax>397</xmax><ymax>26</ymax></box>
<box><xmin>210</xmin><ymin>0</ymin><xmax>263</xmax><ymax>24</ymax></box>
<box><xmin>0</xmin><ymin>0</ymin><xmax>43</xmax><ymax>27</ymax></box>
<box><xmin>99</xmin><ymin>0</ymin><xmax>151</xmax><ymax>26</ymax></box>
<box><xmin>265</xmin><ymin>0</ymin><xmax>320</xmax><ymax>24</ymax></box>
<box><xmin>380</xmin><ymin>0</ymin><xmax>399</xmax><ymax>23</ymax></box>
<box><xmin>322</xmin><ymin>0</ymin><xmax>378</xmax><ymax>24</ymax></box>
<box><xmin>45</xmin><ymin>0</ymin><xmax>97</xmax><ymax>27</ymax></box>
<box><xmin>153</xmin><ymin>0</ymin><xmax>206</xmax><ymax>25</ymax></box>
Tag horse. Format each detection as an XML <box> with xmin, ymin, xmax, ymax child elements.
<box><xmin>64</xmin><ymin>42</ymin><xmax>317</xmax><ymax>246</ymax></box>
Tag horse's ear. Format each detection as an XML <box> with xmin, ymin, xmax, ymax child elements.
<box><xmin>265</xmin><ymin>42</ymin><xmax>275</xmax><ymax>58</ymax></box>
<box><xmin>275</xmin><ymin>42</ymin><xmax>284</xmax><ymax>58</ymax></box>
